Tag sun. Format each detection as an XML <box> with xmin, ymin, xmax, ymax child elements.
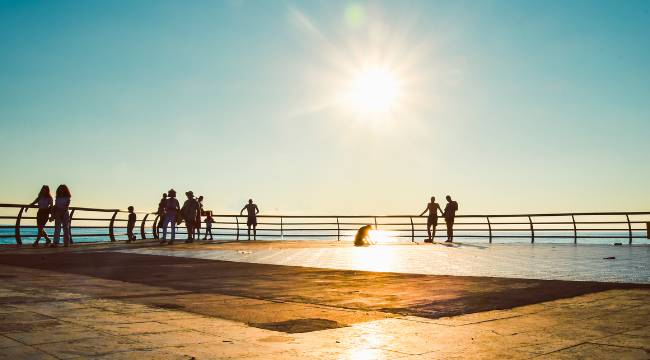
<box><xmin>344</xmin><ymin>67</ymin><xmax>400</xmax><ymax>114</ymax></box>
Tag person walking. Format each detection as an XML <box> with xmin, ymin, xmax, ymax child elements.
<box><xmin>160</xmin><ymin>189</ymin><xmax>180</xmax><ymax>245</ymax></box>
<box><xmin>240</xmin><ymin>199</ymin><xmax>259</xmax><ymax>241</ymax></box>
<box><xmin>27</xmin><ymin>185</ymin><xmax>53</xmax><ymax>247</ymax></box>
<box><xmin>443</xmin><ymin>195</ymin><xmax>459</xmax><ymax>243</ymax></box>
<box><xmin>126</xmin><ymin>206</ymin><xmax>136</xmax><ymax>242</ymax></box>
<box><xmin>157</xmin><ymin>193</ymin><xmax>167</xmax><ymax>233</ymax></box>
<box><xmin>181</xmin><ymin>191</ymin><xmax>200</xmax><ymax>243</ymax></box>
<box><xmin>52</xmin><ymin>184</ymin><xmax>72</xmax><ymax>247</ymax></box>
<box><xmin>203</xmin><ymin>212</ymin><xmax>214</xmax><ymax>240</ymax></box>
<box><xmin>420</xmin><ymin>196</ymin><xmax>443</xmax><ymax>243</ymax></box>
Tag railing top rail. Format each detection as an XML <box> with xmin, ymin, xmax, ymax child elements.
<box><xmin>1</xmin><ymin>203</ymin><xmax>649</xmax><ymax>218</ymax></box>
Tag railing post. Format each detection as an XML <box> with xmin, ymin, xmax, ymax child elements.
<box><xmin>410</xmin><ymin>216</ymin><xmax>414</xmax><ymax>242</ymax></box>
<box><xmin>528</xmin><ymin>216</ymin><xmax>535</xmax><ymax>244</ymax></box>
<box><xmin>15</xmin><ymin>206</ymin><xmax>25</xmax><ymax>245</ymax></box>
<box><xmin>235</xmin><ymin>216</ymin><xmax>240</xmax><ymax>241</ymax></box>
<box><xmin>68</xmin><ymin>209</ymin><xmax>75</xmax><ymax>244</ymax></box>
<box><xmin>572</xmin><ymin>214</ymin><xmax>577</xmax><ymax>244</ymax></box>
<box><xmin>487</xmin><ymin>216</ymin><xmax>492</xmax><ymax>244</ymax></box>
<box><xmin>152</xmin><ymin>214</ymin><xmax>160</xmax><ymax>238</ymax></box>
<box><xmin>108</xmin><ymin>210</ymin><xmax>118</xmax><ymax>242</ymax></box>
<box><xmin>336</xmin><ymin>217</ymin><xmax>340</xmax><ymax>242</ymax></box>
<box><xmin>140</xmin><ymin>213</ymin><xmax>149</xmax><ymax>240</ymax></box>
<box><xmin>280</xmin><ymin>217</ymin><xmax>284</xmax><ymax>240</ymax></box>
<box><xmin>626</xmin><ymin>214</ymin><xmax>632</xmax><ymax>245</ymax></box>
<box><xmin>374</xmin><ymin>216</ymin><xmax>378</xmax><ymax>229</ymax></box>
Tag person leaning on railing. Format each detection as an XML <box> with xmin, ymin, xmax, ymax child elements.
<box><xmin>52</xmin><ymin>184</ymin><xmax>72</xmax><ymax>247</ymax></box>
<box><xmin>27</xmin><ymin>185</ymin><xmax>54</xmax><ymax>247</ymax></box>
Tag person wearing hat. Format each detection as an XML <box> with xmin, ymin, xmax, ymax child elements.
<box><xmin>181</xmin><ymin>191</ymin><xmax>201</xmax><ymax>243</ymax></box>
<box><xmin>161</xmin><ymin>189</ymin><xmax>180</xmax><ymax>245</ymax></box>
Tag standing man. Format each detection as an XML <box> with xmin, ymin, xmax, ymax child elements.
<box><xmin>161</xmin><ymin>189</ymin><xmax>180</xmax><ymax>245</ymax></box>
<box><xmin>420</xmin><ymin>196</ymin><xmax>443</xmax><ymax>243</ymax></box>
<box><xmin>126</xmin><ymin>206</ymin><xmax>136</xmax><ymax>242</ymax></box>
<box><xmin>240</xmin><ymin>199</ymin><xmax>259</xmax><ymax>241</ymax></box>
<box><xmin>181</xmin><ymin>191</ymin><xmax>201</xmax><ymax>243</ymax></box>
<box><xmin>443</xmin><ymin>195</ymin><xmax>459</xmax><ymax>243</ymax></box>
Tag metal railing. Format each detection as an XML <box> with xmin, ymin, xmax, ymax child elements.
<box><xmin>1</xmin><ymin>204</ymin><xmax>649</xmax><ymax>245</ymax></box>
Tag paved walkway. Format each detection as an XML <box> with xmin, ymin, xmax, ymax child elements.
<box><xmin>0</xmin><ymin>241</ymin><xmax>648</xmax><ymax>359</ymax></box>
<box><xmin>120</xmin><ymin>242</ymin><xmax>650</xmax><ymax>283</ymax></box>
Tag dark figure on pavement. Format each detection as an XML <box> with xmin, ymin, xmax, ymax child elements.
<box><xmin>157</xmin><ymin>193</ymin><xmax>167</xmax><ymax>230</ymax></box>
<box><xmin>195</xmin><ymin>196</ymin><xmax>204</xmax><ymax>238</ymax></box>
<box><xmin>181</xmin><ymin>191</ymin><xmax>201</xmax><ymax>243</ymax></box>
<box><xmin>240</xmin><ymin>199</ymin><xmax>259</xmax><ymax>240</ymax></box>
<box><xmin>354</xmin><ymin>225</ymin><xmax>373</xmax><ymax>246</ymax></box>
<box><xmin>443</xmin><ymin>195</ymin><xmax>459</xmax><ymax>243</ymax></box>
<box><xmin>161</xmin><ymin>189</ymin><xmax>180</xmax><ymax>245</ymax></box>
<box><xmin>53</xmin><ymin>184</ymin><xmax>72</xmax><ymax>247</ymax></box>
<box><xmin>203</xmin><ymin>212</ymin><xmax>214</xmax><ymax>240</ymax></box>
<box><xmin>28</xmin><ymin>185</ymin><xmax>53</xmax><ymax>247</ymax></box>
<box><xmin>126</xmin><ymin>206</ymin><xmax>136</xmax><ymax>242</ymax></box>
<box><xmin>420</xmin><ymin>196</ymin><xmax>444</xmax><ymax>243</ymax></box>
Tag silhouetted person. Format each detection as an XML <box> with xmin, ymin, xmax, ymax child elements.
<box><xmin>126</xmin><ymin>206</ymin><xmax>136</xmax><ymax>242</ymax></box>
<box><xmin>157</xmin><ymin>193</ymin><xmax>167</xmax><ymax>230</ymax></box>
<box><xmin>203</xmin><ymin>212</ymin><xmax>214</xmax><ymax>240</ymax></box>
<box><xmin>443</xmin><ymin>195</ymin><xmax>459</xmax><ymax>243</ymax></box>
<box><xmin>53</xmin><ymin>184</ymin><xmax>72</xmax><ymax>247</ymax></box>
<box><xmin>240</xmin><ymin>199</ymin><xmax>259</xmax><ymax>240</ymax></box>
<box><xmin>354</xmin><ymin>225</ymin><xmax>373</xmax><ymax>246</ymax></box>
<box><xmin>420</xmin><ymin>196</ymin><xmax>443</xmax><ymax>243</ymax></box>
<box><xmin>161</xmin><ymin>189</ymin><xmax>180</xmax><ymax>245</ymax></box>
<box><xmin>195</xmin><ymin>196</ymin><xmax>204</xmax><ymax>238</ymax></box>
<box><xmin>181</xmin><ymin>191</ymin><xmax>200</xmax><ymax>243</ymax></box>
<box><xmin>28</xmin><ymin>185</ymin><xmax>53</xmax><ymax>247</ymax></box>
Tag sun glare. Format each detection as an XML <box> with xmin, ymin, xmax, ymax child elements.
<box><xmin>345</xmin><ymin>67</ymin><xmax>400</xmax><ymax>114</ymax></box>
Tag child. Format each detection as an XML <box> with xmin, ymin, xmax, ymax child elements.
<box><xmin>203</xmin><ymin>212</ymin><xmax>214</xmax><ymax>240</ymax></box>
<box><xmin>127</xmin><ymin>206</ymin><xmax>136</xmax><ymax>242</ymax></box>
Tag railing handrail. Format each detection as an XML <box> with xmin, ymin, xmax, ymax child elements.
<box><xmin>2</xmin><ymin>203</ymin><xmax>649</xmax><ymax>218</ymax></box>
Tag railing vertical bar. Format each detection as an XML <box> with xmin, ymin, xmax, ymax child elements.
<box><xmin>374</xmin><ymin>216</ymin><xmax>378</xmax><ymax>229</ymax></box>
<box><xmin>487</xmin><ymin>216</ymin><xmax>492</xmax><ymax>244</ymax></box>
<box><xmin>153</xmin><ymin>214</ymin><xmax>160</xmax><ymax>238</ymax></box>
<box><xmin>410</xmin><ymin>216</ymin><xmax>414</xmax><ymax>242</ymax></box>
<box><xmin>235</xmin><ymin>216</ymin><xmax>240</xmax><ymax>241</ymax></box>
<box><xmin>280</xmin><ymin>217</ymin><xmax>284</xmax><ymax>240</ymax></box>
<box><xmin>68</xmin><ymin>209</ymin><xmax>75</xmax><ymax>244</ymax></box>
<box><xmin>572</xmin><ymin>214</ymin><xmax>577</xmax><ymax>244</ymax></box>
<box><xmin>108</xmin><ymin>210</ymin><xmax>118</xmax><ymax>242</ymax></box>
<box><xmin>140</xmin><ymin>214</ymin><xmax>149</xmax><ymax>240</ymax></box>
<box><xmin>15</xmin><ymin>206</ymin><xmax>25</xmax><ymax>245</ymax></box>
<box><xmin>528</xmin><ymin>216</ymin><xmax>535</xmax><ymax>244</ymax></box>
<box><xmin>336</xmin><ymin>217</ymin><xmax>340</xmax><ymax>242</ymax></box>
<box><xmin>626</xmin><ymin>214</ymin><xmax>632</xmax><ymax>245</ymax></box>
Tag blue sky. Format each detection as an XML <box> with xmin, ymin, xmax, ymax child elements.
<box><xmin>1</xmin><ymin>0</ymin><xmax>649</xmax><ymax>214</ymax></box>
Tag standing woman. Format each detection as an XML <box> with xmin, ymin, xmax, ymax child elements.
<box><xmin>27</xmin><ymin>185</ymin><xmax>53</xmax><ymax>247</ymax></box>
<box><xmin>53</xmin><ymin>184</ymin><xmax>72</xmax><ymax>247</ymax></box>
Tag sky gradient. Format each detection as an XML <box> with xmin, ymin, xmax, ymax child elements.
<box><xmin>1</xmin><ymin>0</ymin><xmax>649</xmax><ymax>214</ymax></box>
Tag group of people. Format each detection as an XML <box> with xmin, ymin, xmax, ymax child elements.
<box><xmin>28</xmin><ymin>185</ymin><xmax>72</xmax><ymax>247</ymax></box>
<box><xmin>27</xmin><ymin>186</ymin><xmax>455</xmax><ymax>246</ymax></box>
<box><xmin>155</xmin><ymin>189</ymin><xmax>261</xmax><ymax>244</ymax></box>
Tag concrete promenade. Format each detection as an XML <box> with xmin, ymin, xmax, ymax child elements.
<box><xmin>0</xmin><ymin>240</ymin><xmax>648</xmax><ymax>359</ymax></box>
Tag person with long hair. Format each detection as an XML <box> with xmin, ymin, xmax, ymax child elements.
<box><xmin>27</xmin><ymin>185</ymin><xmax>53</xmax><ymax>247</ymax></box>
<box><xmin>53</xmin><ymin>184</ymin><xmax>72</xmax><ymax>247</ymax></box>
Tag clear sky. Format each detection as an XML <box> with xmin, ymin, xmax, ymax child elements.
<box><xmin>1</xmin><ymin>0</ymin><xmax>649</xmax><ymax>214</ymax></box>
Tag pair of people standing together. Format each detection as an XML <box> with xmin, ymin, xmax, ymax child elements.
<box><xmin>158</xmin><ymin>189</ymin><xmax>204</xmax><ymax>245</ymax></box>
<box><xmin>420</xmin><ymin>195</ymin><xmax>458</xmax><ymax>243</ymax></box>
<box><xmin>28</xmin><ymin>184</ymin><xmax>72</xmax><ymax>247</ymax></box>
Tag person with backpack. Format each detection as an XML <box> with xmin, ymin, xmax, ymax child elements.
<box><xmin>160</xmin><ymin>189</ymin><xmax>180</xmax><ymax>245</ymax></box>
<box><xmin>181</xmin><ymin>191</ymin><xmax>200</xmax><ymax>243</ymax></box>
